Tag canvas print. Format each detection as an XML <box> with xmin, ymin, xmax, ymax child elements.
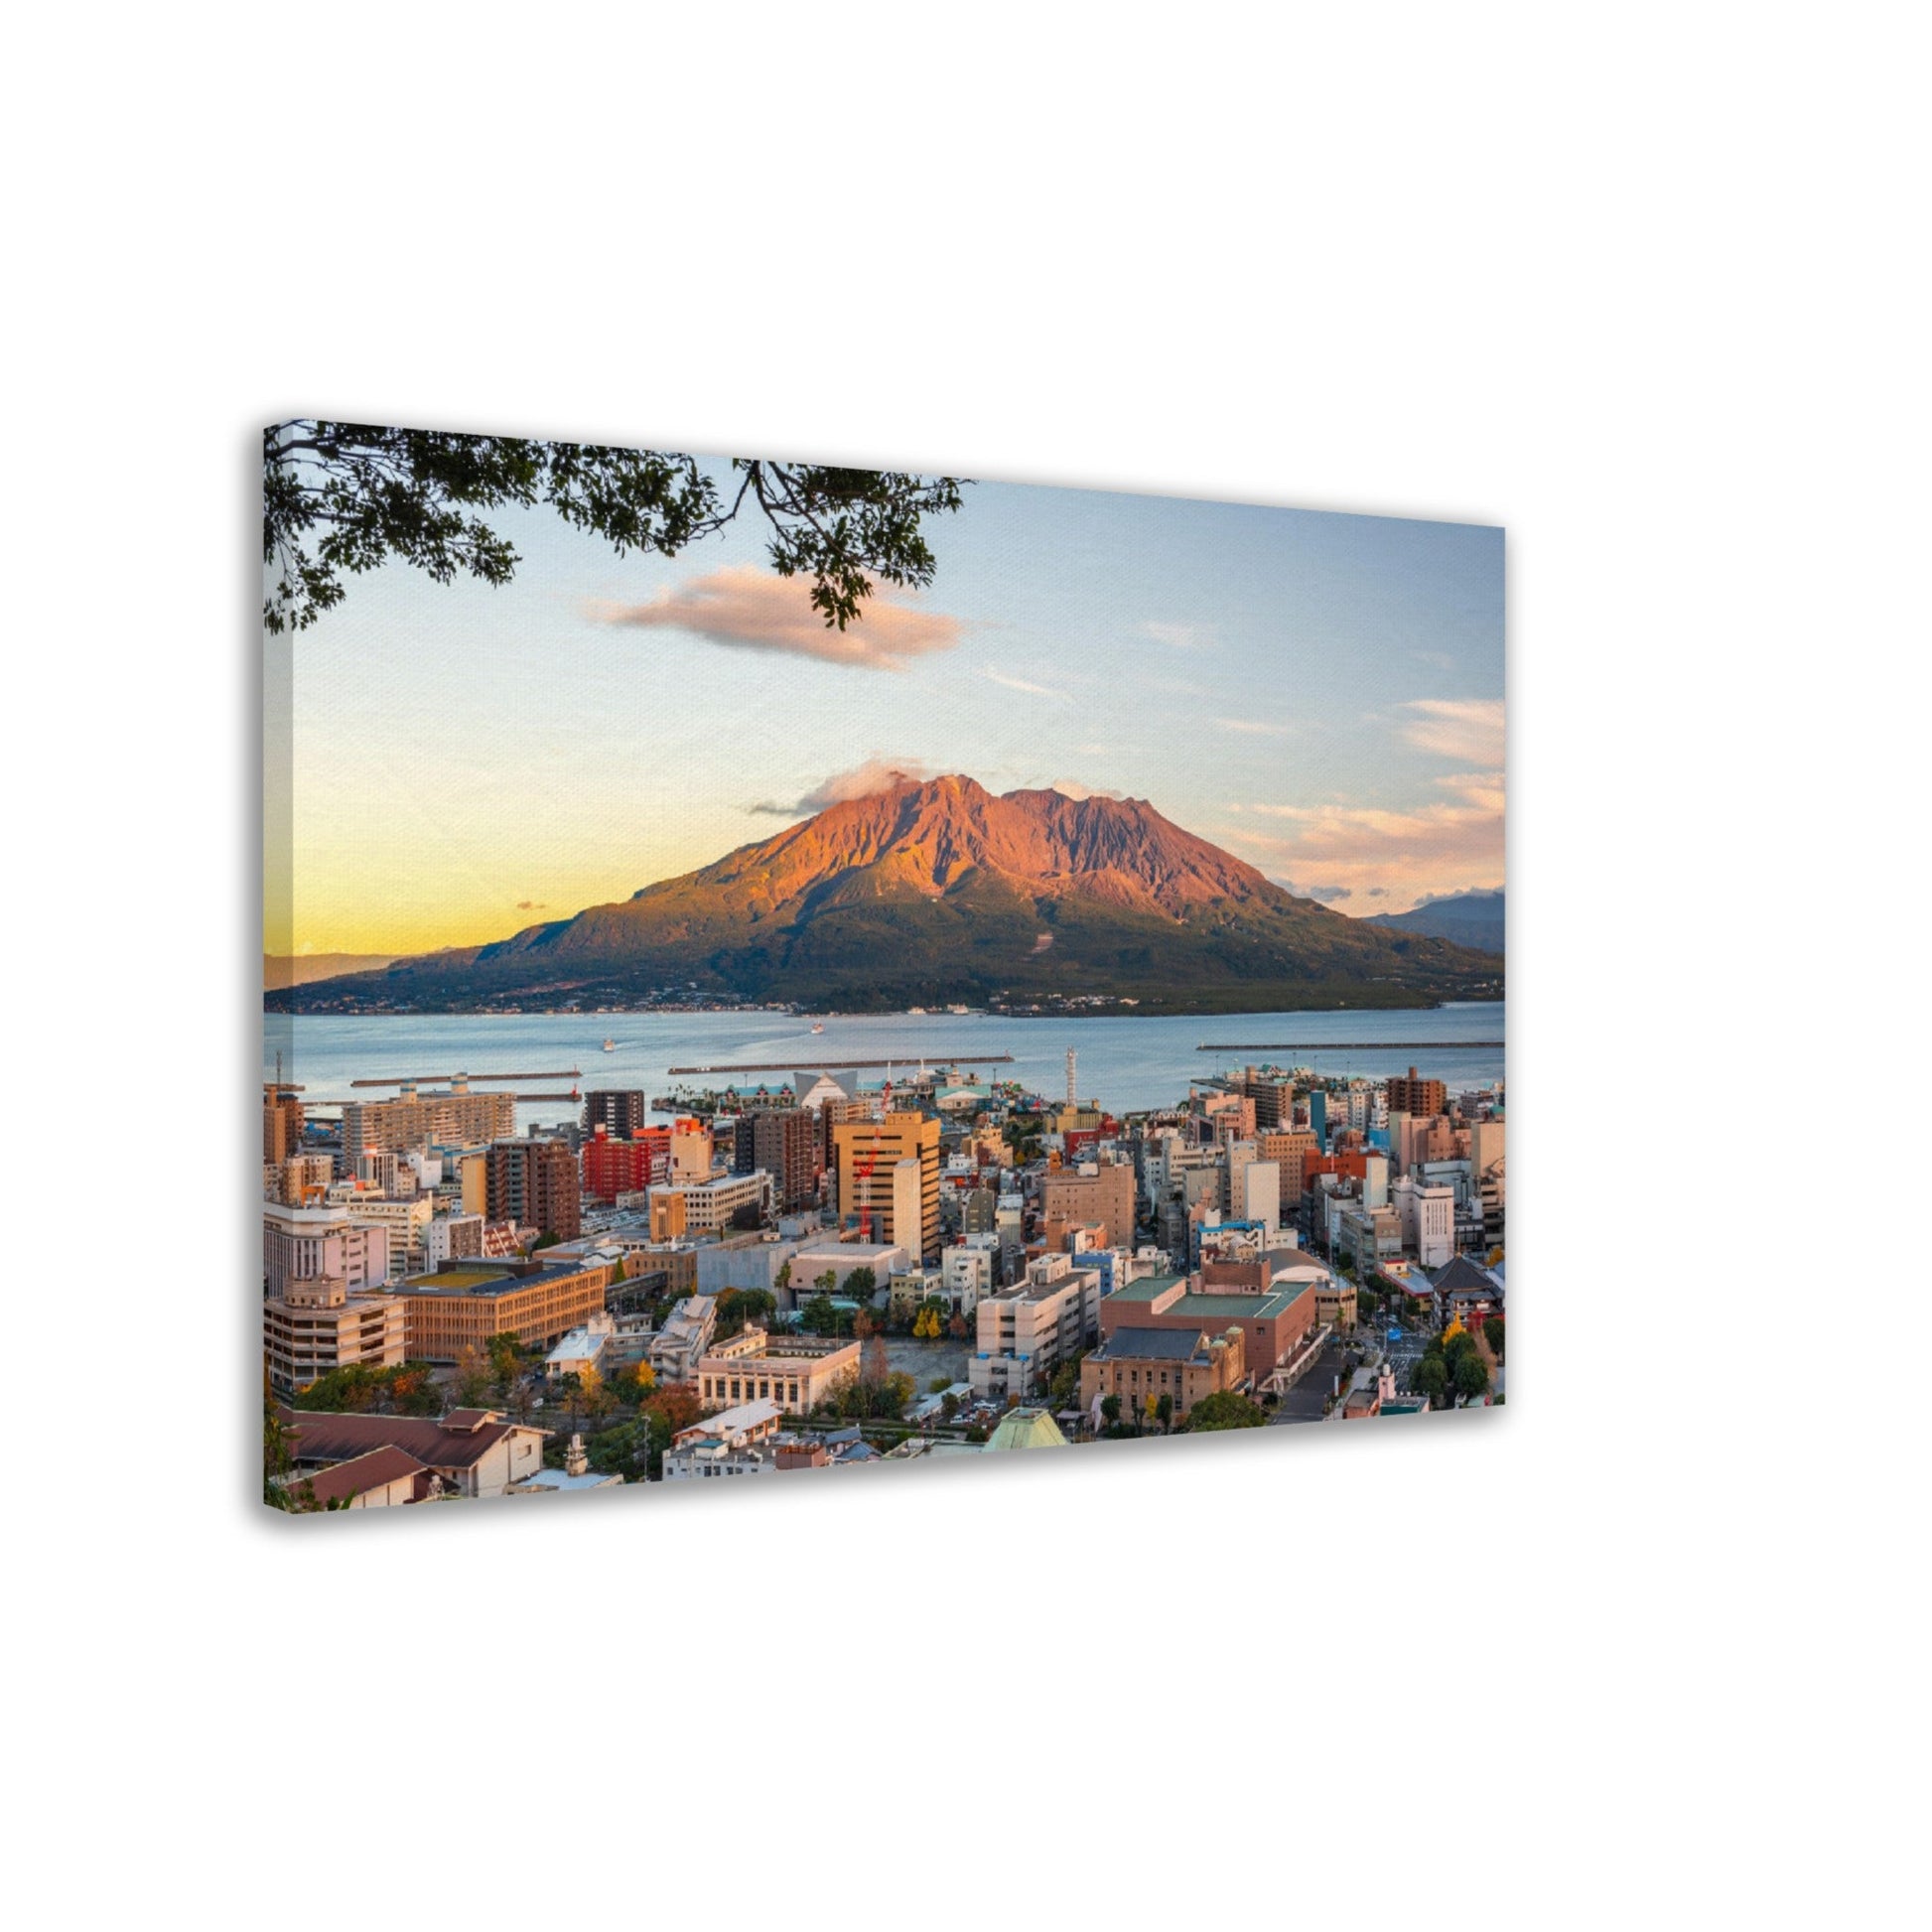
<box><xmin>261</xmin><ymin>421</ymin><xmax>1505</xmax><ymax>1511</ymax></box>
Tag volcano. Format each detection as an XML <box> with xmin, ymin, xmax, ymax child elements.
<box><xmin>269</xmin><ymin>775</ymin><xmax>1502</xmax><ymax>1015</ymax></box>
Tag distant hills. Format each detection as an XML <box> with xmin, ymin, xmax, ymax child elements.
<box><xmin>1364</xmin><ymin>890</ymin><xmax>1504</xmax><ymax>956</ymax></box>
<box><xmin>266</xmin><ymin>775</ymin><xmax>1503</xmax><ymax>1016</ymax></box>
<box><xmin>264</xmin><ymin>951</ymin><xmax>400</xmax><ymax>990</ymax></box>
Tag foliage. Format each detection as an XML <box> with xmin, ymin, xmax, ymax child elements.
<box><xmin>1156</xmin><ymin>1393</ymin><xmax>1174</xmax><ymax>1430</ymax></box>
<box><xmin>453</xmin><ymin>1345</ymin><xmax>492</xmax><ymax>1409</ymax></box>
<box><xmin>1414</xmin><ymin>1354</ymin><xmax>1450</xmax><ymax>1408</ymax></box>
<box><xmin>1047</xmin><ymin>1348</ymin><xmax>1088</xmax><ymax>1409</ymax></box>
<box><xmin>1483</xmin><ymin>1315</ymin><xmax>1505</xmax><ymax>1362</ymax></box>
<box><xmin>928</xmin><ymin>1374</ymin><xmax>952</xmax><ymax>1394</ymax></box>
<box><xmin>1100</xmin><ymin>1394</ymin><xmax>1122</xmax><ymax>1425</ymax></box>
<box><xmin>715</xmin><ymin>1287</ymin><xmax>776</xmax><ymax>1341</ymax></box>
<box><xmin>293</xmin><ymin>1360</ymin><xmax>441</xmax><ymax>1416</ymax></box>
<box><xmin>1186</xmin><ymin>1392</ymin><xmax>1266</xmax><ymax>1432</ymax></box>
<box><xmin>1452</xmin><ymin>1349</ymin><xmax>1491</xmax><ymax>1403</ymax></box>
<box><xmin>263</xmin><ymin>420</ymin><xmax>967</xmax><ymax>636</ymax></box>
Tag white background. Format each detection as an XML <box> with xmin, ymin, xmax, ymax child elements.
<box><xmin>5</xmin><ymin>4</ymin><xmax>1924</xmax><ymax>1925</ymax></box>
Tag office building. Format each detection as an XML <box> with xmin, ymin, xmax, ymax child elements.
<box><xmin>834</xmin><ymin>1112</ymin><xmax>940</xmax><ymax>1260</ymax></box>
<box><xmin>341</xmin><ymin>1081</ymin><xmax>516</xmax><ymax>1168</ymax></box>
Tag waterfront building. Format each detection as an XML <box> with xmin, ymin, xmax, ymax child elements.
<box><xmin>342</xmin><ymin>1081</ymin><xmax>516</xmax><ymax>1168</ymax></box>
<box><xmin>581</xmin><ymin>1090</ymin><xmax>651</xmax><ymax>1139</ymax></box>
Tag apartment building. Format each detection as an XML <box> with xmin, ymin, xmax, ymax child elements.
<box><xmin>969</xmin><ymin>1265</ymin><xmax>1103</xmax><ymax>1403</ymax></box>
<box><xmin>341</xmin><ymin>1081</ymin><xmax>517</xmax><ymax>1167</ymax></box>
<box><xmin>262</xmin><ymin>1275</ymin><xmax>407</xmax><ymax>1394</ymax></box>
<box><xmin>485</xmin><ymin>1138</ymin><xmax>582</xmax><ymax>1242</ymax></box>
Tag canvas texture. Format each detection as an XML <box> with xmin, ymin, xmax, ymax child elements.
<box><xmin>261</xmin><ymin>420</ymin><xmax>1505</xmax><ymax>1510</ymax></box>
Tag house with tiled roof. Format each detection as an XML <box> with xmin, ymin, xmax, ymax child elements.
<box><xmin>278</xmin><ymin>1405</ymin><xmax>548</xmax><ymax>1499</ymax></box>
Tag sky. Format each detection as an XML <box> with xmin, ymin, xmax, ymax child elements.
<box><xmin>264</xmin><ymin>453</ymin><xmax>1503</xmax><ymax>957</ymax></box>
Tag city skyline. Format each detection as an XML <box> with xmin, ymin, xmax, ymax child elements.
<box><xmin>266</xmin><ymin>459</ymin><xmax>1503</xmax><ymax>957</ymax></box>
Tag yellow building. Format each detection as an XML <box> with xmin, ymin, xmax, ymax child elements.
<box><xmin>834</xmin><ymin>1112</ymin><xmax>940</xmax><ymax>1261</ymax></box>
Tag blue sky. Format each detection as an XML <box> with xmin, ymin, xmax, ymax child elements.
<box><xmin>273</xmin><ymin>454</ymin><xmax>1503</xmax><ymax>955</ymax></box>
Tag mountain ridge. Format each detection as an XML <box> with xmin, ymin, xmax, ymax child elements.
<box><xmin>267</xmin><ymin>775</ymin><xmax>1503</xmax><ymax>1015</ymax></box>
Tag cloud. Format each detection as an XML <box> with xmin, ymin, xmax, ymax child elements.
<box><xmin>590</xmin><ymin>564</ymin><xmax>963</xmax><ymax>671</ymax></box>
<box><xmin>1218</xmin><ymin>767</ymin><xmax>1504</xmax><ymax>912</ymax></box>
<box><xmin>1411</xmin><ymin>650</ymin><xmax>1456</xmax><ymax>672</ymax></box>
<box><xmin>1046</xmin><ymin>779</ymin><xmax>1124</xmax><ymax>801</ymax></box>
<box><xmin>1400</xmin><ymin>697</ymin><xmax>1505</xmax><ymax>765</ymax></box>
<box><xmin>749</xmin><ymin>757</ymin><xmax>938</xmax><ymax>818</ymax></box>
<box><xmin>1298</xmin><ymin>884</ymin><xmax>1353</xmax><ymax>902</ymax></box>
<box><xmin>514</xmin><ymin>900</ymin><xmax>547</xmax><ymax>910</ymax></box>
<box><xmin>984</xmin><ymin>667</ymin><xmax>1066</xmax><ymax>699</ymax></box>
<box><xmin>1144</xmin><ymin>621</ymin><xmax>1217</xmax><ymax>650</ymax></box>
<box><xmin>1214</xmin><ymin>717</ymin><xmax>1293</xmax><ymax>737</ymax></box>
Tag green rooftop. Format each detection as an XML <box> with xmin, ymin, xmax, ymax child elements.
<box><xmin>403</xmin><ymin>1267</ymin><xmax>505</xmax><ymax>1290</ymax></box>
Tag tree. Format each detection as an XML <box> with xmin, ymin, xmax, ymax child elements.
<box><xmin>940</xmin><ymin>1393</ymin><xmax>960</xmax><ymax>1424</ymax></box>
<box><xmin>264</xmin><ymin>421</ymin><xmax>968</xmax><ymax>635</ymax></box>
<box><xmin>578</xmin><ymin>1366</ymin><xmax>616</xmax><ymax>1426</ymax></box>
<box><xmin>453</xmin><ymin>1344</ymin><xmax>492</xmax><ymax>1409</ymax></box>
<box><xmin>622</xmin><ymin>1361</ymin><xmax>657</xmax><ymax>1403</ymax></box>
<box><xmin>862</xmin><ymin>1333</ymin><xmax>891</xmax><ymax>1389</ymax></box>
<box><xmin>1156</xmin><ymin>1393</ymin><xmax>1174</xmax><ymax>1432</ymax></box>
<box><xmin>1483</xmin><ymin>1315</ymin><xmax>1505</xmax><ymax>1362</ymax></box>
<box><xmin>486</xmin><ymin>1330</ymin><xmax>523</xmax><ymax>1398</ymax></box>
<box><xmin>1187</xmin><ymin>1392</ymin><xmax>1265</xmax><ymax>1432</ymax></box>
<box><xmin>1415</xmin><ymin>1355</ymin><xmax>1450</xmax><ymax>1409</ymax></box>
<box><xmin>1100</xmin><ymin>1394</ymin><xmax>1122</xmax><ymax>1426</ymax></box>
<box><xmin>949</xmin><ymin>1311</ymin><xmax>970</xmax><ymax>1341</ymax></box>
<box><xmin>845</xmin><ymin>1265</ymin><xmax>878</xmax><ymax>1303</ymax></box>
<box><xmin>800</xmin><ymin>1293</ymin><xmax>839</xmax><ymax>1336</ymax></box>
<box><xmin>1453</xmin><ymin>1350</ymin><xmax>1491</xmax><ymax>1404</ymax></box>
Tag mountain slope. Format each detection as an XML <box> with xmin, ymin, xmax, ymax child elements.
<box><xmin>269</xmin><ymin>775</ymin><xmax>1503</xmax><ymax>1014</ymax></box>
<box><xmin>1364</xmin><ymin>890</ymin><xmax>1504</xmax><ymax>956</ymax></box>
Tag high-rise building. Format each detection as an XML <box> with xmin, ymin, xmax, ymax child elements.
<box><xmin>582</xmin><ymin>1090</ymin><xmax>650</xmax><ymax>1139</ymax></box>
<box><xmin>263</xmin><ymin>1084</ymin><xmax>305</xmax><ymax>1165</ymax></box>
<box><xmin>834</xmin><ymin>1112</ymin><xmax>940</xmax><ymax>1260</ymax></box>
<box><xmin>485</xmin><ymin>1138</ymin><xmax>582</xmax><ymax>1241</ymax></box>
<box><xmin>1386</xmin><ymin>1065</ymin><xmax>1448</xmax><ymax>1120</ymax></box>
<box><xmin>734</xmin><ymin>1108</ymin><xmax>818</xmax><ymax>1212</ymax></box>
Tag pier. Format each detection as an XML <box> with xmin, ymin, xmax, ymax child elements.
<box><xmin>665</xmin><ymin>1053</ymin><xmax>1016</xmax><ymax>1075</ymax></box>
<box><xmin>1196</xmin><ymin>1041</ymin><xmax>1503</xmax><ymax>1052</ymax></box>
<box><xmin>346</xmin><ymin>1069</ymin><xmax>584</xmax><ymax>1087</ymax></box>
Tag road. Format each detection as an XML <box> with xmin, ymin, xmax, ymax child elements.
<box><xmin>1269</xmin><ymin>1336</ymin><xmax>1347</xmax><ymax>1425</ymax></box>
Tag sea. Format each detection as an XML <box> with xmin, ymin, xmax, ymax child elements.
<box><xmin>264</xmin><ymin>1001</ymin><xmax>1504</xmax><ymax>1129</ymax></box>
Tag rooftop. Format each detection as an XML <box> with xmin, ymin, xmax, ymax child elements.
<box><xmin>1094</xmin><ymin>1327</ymin><xmax>1215</xmax><ymax>1362</ymax></box>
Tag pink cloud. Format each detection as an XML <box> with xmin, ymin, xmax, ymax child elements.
<box><xmin>751</xmin><ymin>757</ymin><xmax>938</xmax><ymax>817</ymax></box>
<box><xmin>1217</xmin><ymin>768</ymin><xmax>1504</xmax><ymax>911</ymax></box>
<box><xmin>590</xmin><ymin>564</ymin><xmax>963</xmax><ymax>670</ymax></box>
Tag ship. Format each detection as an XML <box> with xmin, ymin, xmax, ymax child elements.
<box><xmin>603</xmin><ymin>1038</ymin><xmax>617</xmax><ymax>1051</ymax></box>
<box><xmin>810</xmin><ymin>1023</ymin><xmax>824</xmax><ymax>1035</ymax></box>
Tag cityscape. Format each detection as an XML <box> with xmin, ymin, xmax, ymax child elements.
<box><xmin>262</xmin><ymin>424</ymin><xmax>1503</xmax><ymax>1510</ymax></box>
<box><xmin>262</xmin><ymin>1040</ymin><xmax>1504</xmax><ymax>1506</ymax></box>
